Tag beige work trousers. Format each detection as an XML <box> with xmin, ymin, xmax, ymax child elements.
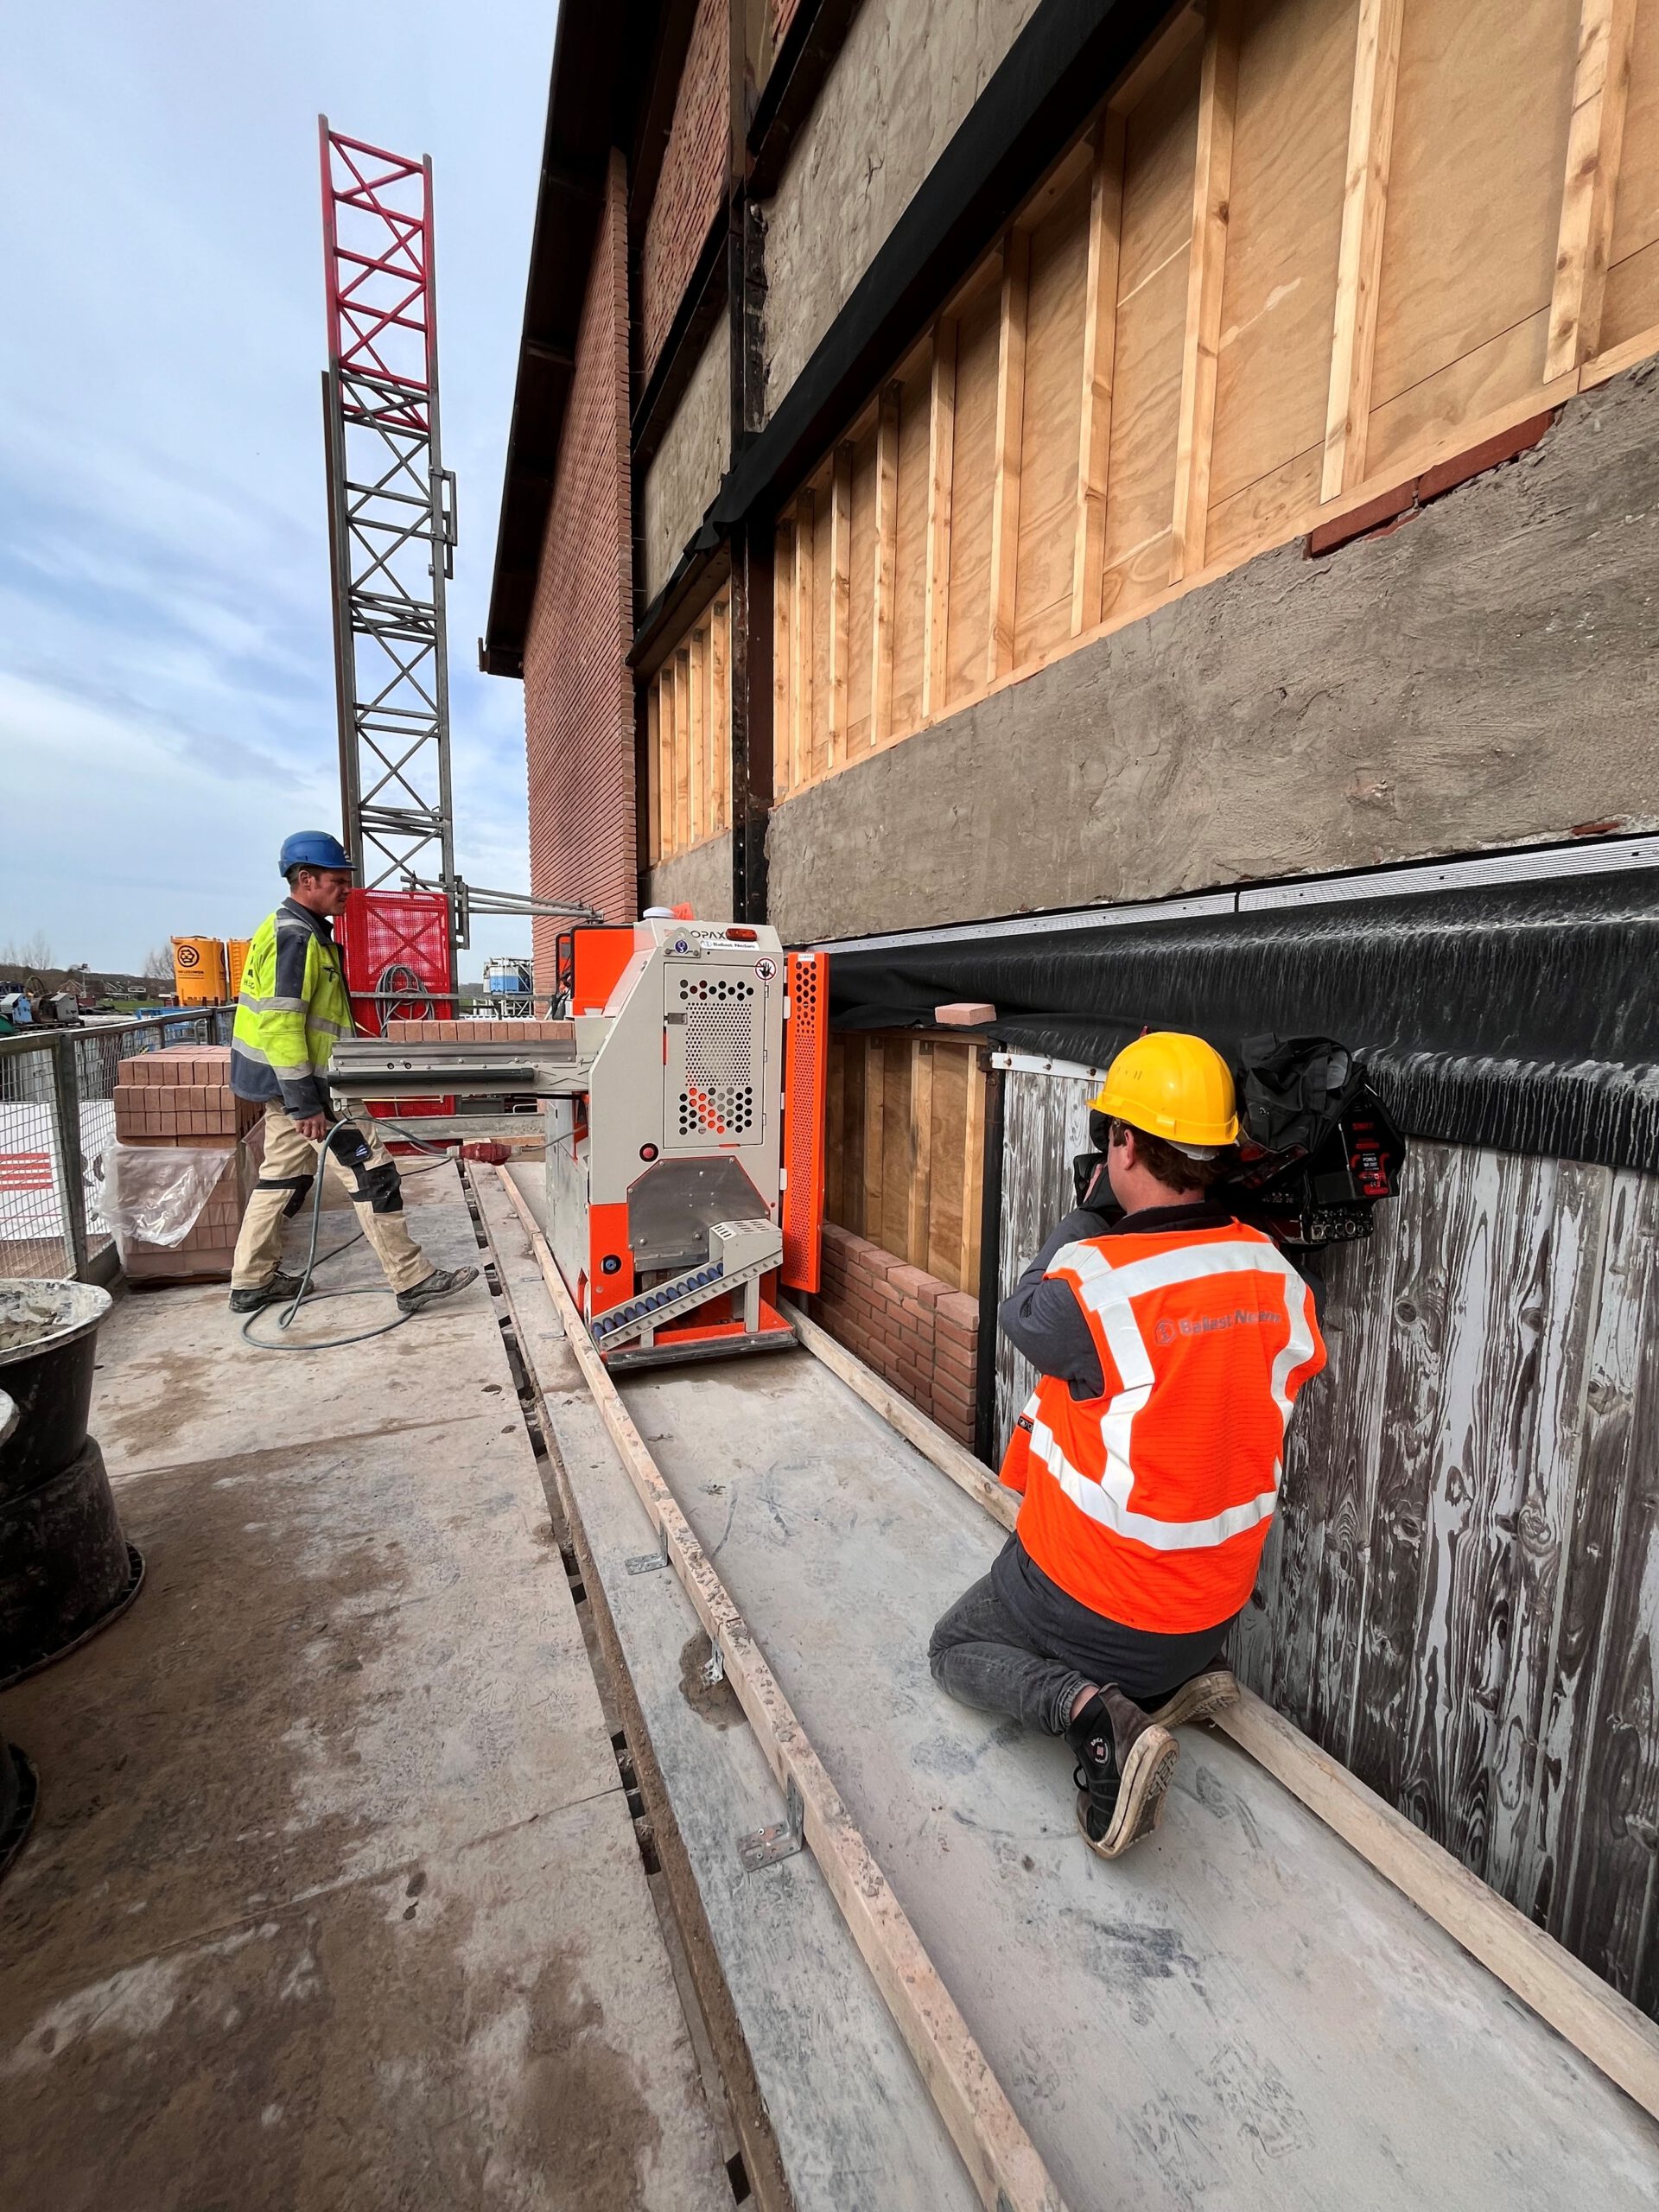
<box><xmin>231</xmin><ymin>1103</ymin><xmax>432</xmax><ymax>1294</ymax></box>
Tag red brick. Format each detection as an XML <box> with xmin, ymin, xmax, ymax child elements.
<box><xmin>935</xmin><ymin>1340</ymin><xmax>977</xmax><ymax>1386</ymax></box>
<box><xmin>638</xmin><ymin>0</ymin><xmax>728</xmax><ymax>380</ymax></box>
<box><xmin>935</xmin><ymin>1290</ymin><xmax>978</xmax><ymax>1328</ymax></box>
<box><xmin>887</xmin><ymin>1262</ymin><xmax>932</xmax><ymax>1300</ymax></box>
<box><xmin>1417</xmin><ymin>411</ymin><xmax>1553</xmax><ymax>502</ymax></box>
<box><xmin>1306</xmin><ymin>479</ymin><xmax>1418</xmax><ymax>557</ymax></box>
<box><xmin>524</xmin><ymin>151</ymin><xmax>634</xmax><ymax>995</ymax></box>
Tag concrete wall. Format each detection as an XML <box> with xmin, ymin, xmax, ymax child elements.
<box><xmin>760</xmin><ymin>0</ymin><xmax>1044</xmax><ymax>418</ymax></box>
<box><xmin>645</xmin><ymin>832</ymin><xmax>734</xmax><ymax>922</ymax></box>
<box><xmin>766</xmin><ymin>364</ymin><xmax>1659</xmax><ymax>943</ymax></box>
<box><xmin>640</xmin><ymin>319</ymin><xmax>730</xmax><ymax>605</ymax></box>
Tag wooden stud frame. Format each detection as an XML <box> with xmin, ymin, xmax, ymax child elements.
<box><xmin>1321</xmin><ymin>0</ymin><xmax>1403</xmax><ymax>500</ymax></box>
<box><xmin>494</xmin><ymin>1168</ymin><xmax>1071</xmax><ymax>2212</ymax></box>
<box><xmin>1547</xmin><ymin>0</ymin><xmax>1639</xmax><ymax>379</ymax></box>
<box><xmin>1169</xmin><ymin>0</ymin><xmax>1240</xmax><ymax>582</ymax></box>
<box><xmin>763</xmin><ymin>0</ymin><xmax>1659</xmax><ymax>807</ymax></box>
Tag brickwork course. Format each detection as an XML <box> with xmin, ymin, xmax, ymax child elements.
<box><xmin>809</xmin><ymin>1222</ymin><xmax>979</xmax><ymax>1449</ymax></box>
<box><xmin>637</xmin><ymin>0</ymin><xmax>728</xmax><ymax>381</ymax></box>
<box><xmin>524</xmin><ymin>149</ymin><xmax>634</xmax><ymax>998</ymax></box>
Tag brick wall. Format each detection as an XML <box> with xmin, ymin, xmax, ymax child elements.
<box><xmin>810</xmin><ymin>1222</ymin><xmax>980</xmax><ymax>1449</ymax></box>
<box><xmin>524</xmin><ymin>149</ymin><xmax>634</xmax><ymax>996</ymax></box>
<box><xmin>639</xmin><ymin>0</ymin><xmax>728</xmax><ymax>382</ymax></box>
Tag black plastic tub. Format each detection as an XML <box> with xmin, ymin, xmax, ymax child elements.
<box><xmin>0</xmin><ymin>1434</ymin><xmax>143</xmax><ymax>1686</ymax></box>
<box><xmin>0</xmin><ymin>1281</ymin><xmax>112</xmax><ymax>1500</ymax></box>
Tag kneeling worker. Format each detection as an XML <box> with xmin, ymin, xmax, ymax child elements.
<box><xmin>227</xmin><ymin>831</ymin><xmax>476</xmax><ymax>1318</ymax></box>
<box><xmin>931</xmin><ymin>1033</ymin><xmax>1325</xmax><ymax>1859</ymax></box>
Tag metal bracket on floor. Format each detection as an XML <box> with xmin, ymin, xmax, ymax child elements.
<box><xmin>738</xmin><ymin>1775</ymin><xmax>804</xmax><ymax>1872</ymax></box>
<box><xmin>626</xmin><ymin>1551</ymin><xmax>670</xmax><ymax>1575</ymax></box>
<box><xmin>700</xmin><ymin>1638</ymin><xmax>726</xmax><ymax>1688</ymax></box>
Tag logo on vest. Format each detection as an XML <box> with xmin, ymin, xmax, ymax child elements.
<box><xmin>1155</xmin><ymin>1307</ymin><xmax>1279</xmax><ymax>1345</ymax></box>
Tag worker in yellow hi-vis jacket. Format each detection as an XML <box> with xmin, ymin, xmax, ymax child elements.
<box><xmin>226</xmin><ymin>831</ymin><xmax>476</xmax><ymax>1319</ymax></box>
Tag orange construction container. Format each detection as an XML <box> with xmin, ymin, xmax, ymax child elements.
<box><xmin>226</xmin><ymin>937</ymin><xmax>252</xmax><ymax>1001</ymax></box>
<box><xmin>172</xmin><ymin>936</ymin><xmax>228</xmax><ymax>1006</ymax></box>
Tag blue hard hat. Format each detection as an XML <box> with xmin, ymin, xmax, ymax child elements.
<box><xmin>279</xmin><ymin>830</ymin><xmax>356</xmax><ymax>874</ymax></box>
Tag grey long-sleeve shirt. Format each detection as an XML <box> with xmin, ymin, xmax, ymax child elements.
<box><xmin>998</xmin><ymin>1196</ymin><xmax>1242</xmax><ymax>1401</ymax></box>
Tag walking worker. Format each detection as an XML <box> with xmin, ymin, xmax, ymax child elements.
<box><xmin>226</xmin><ymin>831</ymin><xmax>476</xmax><ymax>1319</ymax></box>
<box><xmin>930</xmin><ymin>1033</ymin><xmax>1325</xmax><ymax>1859</ymax></box>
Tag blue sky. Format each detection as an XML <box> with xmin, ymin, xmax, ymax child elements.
<box><xmin>0</xmin><ymin>2</ymin><xmax>557</xmax><ymax>976</ymax></box>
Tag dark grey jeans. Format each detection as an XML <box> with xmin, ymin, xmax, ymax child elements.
<box><xmin>929</xmin><ymin>1537</ymin><xmax>1236</xmax><ymax>1737</ymax></box>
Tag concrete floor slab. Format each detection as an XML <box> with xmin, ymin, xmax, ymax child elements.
<box><xmin>0</xmin><ymin>1169</ymin><xmax>733</xmax><ymax>2211</ymax></box>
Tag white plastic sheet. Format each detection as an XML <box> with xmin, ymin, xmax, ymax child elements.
<box><xmin>98</xmin><ymin>1143</ymin><xmax>234</xmax><ymax>1256</ymax></box>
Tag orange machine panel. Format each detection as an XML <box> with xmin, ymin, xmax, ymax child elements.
<box><xmin>587</xmin><ymin>1200</ymin><xmax>632</xmax><ymax>1318</ymax></box>
<box><xmin>781</xmin><ymin>951</ymin><xmax>828</xmax><ymax>1292</ymax></box>
<box><xmin>573</xmin><ymin>928</ymin><xmax>637</xmax><ymax>1014</ymax></box>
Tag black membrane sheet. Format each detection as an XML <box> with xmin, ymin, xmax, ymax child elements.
<box><xmin>827</xmin><ymin>868</ymin><xmax>1659</xmax><ymax>1173</ymax></box>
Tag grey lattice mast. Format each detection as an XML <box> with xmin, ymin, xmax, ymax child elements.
<box><xmin>319</xmin><ymin>118</ymin><xmax>460</xmax><ymax>977</ymax></box>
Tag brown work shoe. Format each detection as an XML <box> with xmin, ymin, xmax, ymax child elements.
<box><xmin>395</xmin><ymin>1264</ymin><xmax>479</xmax><ymax>1315</ymax></box>
<box><xmin>1146</xmin><ymin>1656</ymin><xmax>1239</xmax><ymax>1729</ymax></box>
<box><xmin>1065</xmin><ymin>1685</ymin><xmax>1179</xmax><ymax>1860</ymax></box>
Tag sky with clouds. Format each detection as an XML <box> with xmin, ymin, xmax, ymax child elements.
<box><xmin>0</xmin><ymin>2</ymin><xmax>557</xmax><ymax>976</ymax></box>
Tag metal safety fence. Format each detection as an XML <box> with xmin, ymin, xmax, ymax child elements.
<box><xmin>0</xmin><ymin>1008</ymin><xmax>234</xmax><ymax>1283</ymax></box>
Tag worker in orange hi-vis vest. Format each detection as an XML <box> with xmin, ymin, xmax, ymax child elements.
<box><xmin>930</xmin><ymin>1032</ymin><xmax>1326</xmax><ymax>1860</ymax></box>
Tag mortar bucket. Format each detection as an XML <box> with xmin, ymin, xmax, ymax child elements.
<box><xmin>0</xmin><ymin>1281</ymin><xmax>113</xmax><ymax>1499</ymax></box>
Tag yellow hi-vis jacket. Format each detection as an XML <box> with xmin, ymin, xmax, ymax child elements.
<box><xmin>229</xmin><ymin>898</ymin><xmax>354</xmax><ymax>1119</ymax></box>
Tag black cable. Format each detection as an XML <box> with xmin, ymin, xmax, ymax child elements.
<box><xmin>239</xmin><ymin>1117</ymin><xmax>455</xmax><ymax>1353</ymax></box>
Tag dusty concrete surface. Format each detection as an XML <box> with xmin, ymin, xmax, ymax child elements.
<box><xmin>760</xmin><ymin>0</ymin><xmax>1043</xmax><ymax>416</ymax></box>
<box><xmin>0</xmin><ymin>1170</ymin><xmax>732</xmax><ymax>2212</ymax></box>
<box><xmin>641</xmin><ymin>320</ymin><xmax>729</xmax><ymax>604</ymax></box>
<box><xmin>645</xmin><ymin>832</ymin><xmax>733</xmax><ymax>922</ymax></box>
<box><xmin>766</xmin><ymin>363</ymin><xmax>1659</xmax><ymax>942</ymax></box>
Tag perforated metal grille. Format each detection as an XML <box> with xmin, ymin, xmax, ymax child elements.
<box><xmin>677</xmin><ymin>1085</ymin><xmax>754</xmax><ymax>1137</ymax></box>
<box><xmin>678</xmin><ymin>976</ymin><xmax>754</xmax><ymax>1001</ymax></box>
<box><xmin>685</xmin><ymin>999</ymin><xmax>753</xmax><ymax>1087</ymax></box>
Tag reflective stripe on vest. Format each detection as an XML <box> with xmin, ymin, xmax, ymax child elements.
<box><xmin>1001</xmin><ymin>1224</ymin><xmax>1325</xmax><ymax>1630</ymax></box>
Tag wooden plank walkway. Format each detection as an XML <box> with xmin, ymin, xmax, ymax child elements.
<box><xmin>0</xmin><ymin>1167</ymin><xmax>733</xmax><ymax>2212</ymax></box>
<box><xmin>495</xmin><ymin>1162</ymin><xmax>1659</xmax><ymax>2212</ymax></box>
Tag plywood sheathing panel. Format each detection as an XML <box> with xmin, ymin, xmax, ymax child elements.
<box><xmin>1366</xmin><ymin>0</ymin><xmax>1582</xmax><ymax>474</ymax></box>
<box><xmin>1102</xmin><ymin>35</ymin><xmax>1202</xmax><ymax>625</ymax></box>
<box><xmin>942</xmin><ymin>282</ymin><xmax>1001</xmax><ymax>708</ymax></box>
<box><xmin>1210</xmin><ymin>0</ymin><xmax>1357</xmax><ymax>517</ymax></box>
<box><xmin>1603</xmin><ymin>0</ymin><xmax>1659</xmax><ymax>346</ymax></box>
<box><xmin>1013</xmin><ymin>174</ymin><xmax>1091</xmax><ymax>665</ymax></box>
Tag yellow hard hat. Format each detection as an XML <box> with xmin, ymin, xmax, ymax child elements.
<box><xmin>1091</xmin><ymin>1032</ymin><xmax>1239</xmax><ymax>1152</ymax></box>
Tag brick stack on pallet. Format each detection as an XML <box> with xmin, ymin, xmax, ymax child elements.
<box><xmin>810</xmin><ymin>1223</ymin><xmax>980</xmax><ymax>1449</ymax></box>
<box><xmin>111</xmin><ymin>1046</ymin><xmax>263</xmax><ymax>1284</ymax></box>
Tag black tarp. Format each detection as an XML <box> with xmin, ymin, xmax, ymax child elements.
<box><xmin>828</xmin><ymin>868</ymin><xmax>1659</xmax><ymax>1173</ymax></box>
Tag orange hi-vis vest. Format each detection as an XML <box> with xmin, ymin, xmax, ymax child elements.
<box><xmin>999</xmin><ymin>1219</ymin><xmax>1325</xmax><ymax>1634</ymax></box>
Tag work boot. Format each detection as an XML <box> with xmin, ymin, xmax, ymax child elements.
<box><xmin>1146</xmin><ymin>1654</ymin><xmax>1239</xmax><ymax>1729</ymax></box>
<box><xmin>395</xmin><ymin>1264</ymin><xmax>479</xmax><ymax>1316</ymax></box>
<box><xmin>228</xmin><ymin>1269</ymin><xmax>304</xmax><ymax>1315</ymax></box>
<box><xmin>1066</xmin><ymin>1686</ymin><xmax>1178</xmax><ymax>1860</ymax></box>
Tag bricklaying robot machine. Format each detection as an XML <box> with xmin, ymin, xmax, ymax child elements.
<box><xmin>329</xmin><ymin>918</ymin><xmax>828</xmax><ymax>1368</ymax></box>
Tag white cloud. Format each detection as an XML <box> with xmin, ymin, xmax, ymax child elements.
<box><xmin>0</xmin><ymin>0</ymin><xmax>556</xmax><ymax>974</ymax></box>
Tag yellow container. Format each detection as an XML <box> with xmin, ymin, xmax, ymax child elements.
<box><xmin>226</xmin><ymin>938</ymin><xmax>252</xmax><ymax>1001</ymax></box>
<box><xmin>172</xmin><ymin>936</ymin><xmax>228</xmax><ymax>1005</ymax></box>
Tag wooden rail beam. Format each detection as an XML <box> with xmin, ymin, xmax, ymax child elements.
<box><xmin>1547</xmin><ymin>0</ymin><xmax>1638</xmax><ymax>380</ymax></box>
<box><xmin>862</xmin><ymin>1034</ymin><xmax>886</xmax><ymax>1245</ymax></box>
<box><xmin>871</xmin><ymin>382</ymin><xmax>901</xmax><ymax>745</ymax></box>
<box><xmin>1071</xmin><ymin>116</ymin><xmax>1125</xmax><ymax>636</ymax></box>
<box><xmin>987</xmin><ymin>232</ymin><xmax>1031</xmax><ymax>682</ymax></box>
<box><xmin>827</xmin><ymin>442</ymin><xmax>854</xmax><ymax>768</ymax></box>
<box><xmin>922</xmin><ymin>321</ymin><xmax>957</xmax><ymax>721</ymax></box>
<box><xmin>906</xmin><ymin>1038</ymin><xmax>935</xmax><ymax>1270</ymax></box>
<box><xmin>1169</xmin><ymin>0</ymin><xmax>1240</xmax><ymax>584</ymax></box>
<box><xmin>673</xmin><ymin>647</ymin><xmax>692</xmax><ymax>856</ymax></box>
<box><xmin>1321</xmin><ymin>0</ymin><xmax>1403</xmax><ymax>501</ymax></box>
<box><xmin>494</xmin><ymin>1169</ymin><xmax>1071</xmax><ymax>2212</ymax></box>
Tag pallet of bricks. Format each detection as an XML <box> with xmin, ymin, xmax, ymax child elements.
<box><xmin>111</xmin><ymin>1046</ymin><xmax>263</xmax><ymax>1284</ymax></box>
